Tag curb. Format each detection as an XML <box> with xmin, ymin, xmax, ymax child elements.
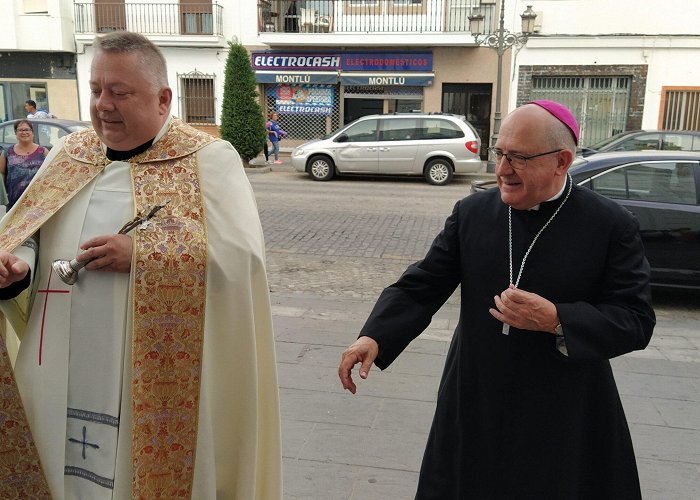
<box><xmin>245</xmin><ymin>166</ymin><xmax>272</xmax><ymax>174</ymax></box>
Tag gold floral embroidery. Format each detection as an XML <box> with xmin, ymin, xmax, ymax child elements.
<box><xmin>130</xmin><ymin>153</ymin><xmax>208</xmax><ymax>499</ymax></box>
<box><xmin>0</xmin><ymin>147</ymin><xmax>106</xmax><ymax>253</ymax></box>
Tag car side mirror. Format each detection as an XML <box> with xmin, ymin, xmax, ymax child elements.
<box><xmin>335</xmin><ymin>133</ymin><xmax>348</xmax><ymax>143</ymax></box>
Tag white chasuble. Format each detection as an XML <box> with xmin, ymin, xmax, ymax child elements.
<box><xmin>2</xmin><ymin>117</ymin><xmax>282</xmax><ymax>499</ymax></box>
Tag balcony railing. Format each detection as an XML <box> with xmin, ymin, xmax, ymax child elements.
<box><xmin>258</xmin><ymin>0</ymin><xmax>494</xmax><ymax>34</ymax></box>
<box><xmin>74</xmin><ymin>2</ymin><xmax>224</xmax><ymax>36</ymax></box>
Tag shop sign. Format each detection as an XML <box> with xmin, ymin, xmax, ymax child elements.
<box><xmin>255</xmin><ymin>72</ymin><xmax>339</xmax><ymax>84</ymax></box>
<box><xmin>341</xmin><ymin>53</ymin><xmax>432</xmax><ymax>72</ymax></box>
<box><xmin>267</xmin><ymin>84</ymin><xmax>334</xmax><ymax>115</ymax></box>
<box><xmin>252</xmin><ymin>53</ymin><xmax>341</xmax><ymax>70</ymax></box>
<box><xmin>251</xmin><ymin>52</ymin><xmax>432</xmax><ymax>72</ymax></box>
<box><xmin>341</xmin><ymin>74</ymin><xmax>434</xmax><ymax>86</ymax></box>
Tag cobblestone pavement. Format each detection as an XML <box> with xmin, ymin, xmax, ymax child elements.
<box><xmin>248</xmin><ymin>168</ymin><xmax>700</xmax><ymax>499</ymax></box>
<box><xmin>253</xmin><ymin>169</ymin><xmax>471</xmax><ymax>303</ymax></box>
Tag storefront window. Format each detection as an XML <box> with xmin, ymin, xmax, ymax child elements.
<box><xmin>388</xmin><ymin>99</ymin><xmax>422</xmax><ymax>113</ymax></box>
<box><xmin>2</xmin><ymin>82</ymin><xmax>49</xmax><ymax>120</ymax></box>
<box><xmin>264</xmin><ymin>83</ymin><xmax>341</xmax><ymax>146</ymax></box>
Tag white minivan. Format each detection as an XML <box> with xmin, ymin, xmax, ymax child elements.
<box><xmin>291</xmin><ymin>113</ymin><xmax>482</xmax><ymax>186</ymax></box>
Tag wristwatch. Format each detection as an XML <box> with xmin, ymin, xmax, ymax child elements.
<box><xmin>554</xmin><ymin>323</ymin><xmax>564</xmax><ymax>337</ymax></box>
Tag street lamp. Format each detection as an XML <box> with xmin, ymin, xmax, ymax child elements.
<box><xmin>469</xmin><ymin>2</ymin><xmax>537</xmax><ymax>172</ymax></box>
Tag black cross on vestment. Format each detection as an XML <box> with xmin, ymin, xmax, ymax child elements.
<box><xmin>68</xmin><ymin>426</ymin><xmax>100</xmax><ymax>459</ymax></box>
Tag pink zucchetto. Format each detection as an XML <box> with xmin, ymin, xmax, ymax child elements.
<box><xmin>527</xmin><ymin>100</ymin><xmax>580</xmax><ymax>145</ymax></box>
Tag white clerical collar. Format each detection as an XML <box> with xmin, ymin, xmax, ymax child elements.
<box><xmin>527</xmin><ymin>178</ymin><xmax>568</xmax><ymax>211</ymax></box>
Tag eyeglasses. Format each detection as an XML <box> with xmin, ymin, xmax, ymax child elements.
<box><xmin>16</xmin><ymin>128</ymin><xmax>33</xmax><ymax>133</ymax></box>
<box><xmin>488</xmin><ymin>147</ymin><xmax>562</xmax><ymax>170</ymax></box>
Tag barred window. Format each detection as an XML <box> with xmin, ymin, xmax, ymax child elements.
<box><xmin>661</xmin><ymin>87</ymin><xmax>700</xmax><ymax>130</ymax></box>
<box><xmin>531</xmin><ymin>75</ymin><xmax>630</xmax><ymax>147</ymax></box>
<box><xmin>179</xmin><ymin>72</ymin><xmax>216</xmax><ymax>125</ymax></box>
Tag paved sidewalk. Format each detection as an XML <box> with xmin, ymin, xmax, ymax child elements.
<box><xmin>272</xmin><ymin>289</ymin><xmax>700</xmax><ymax>500</ymax></box>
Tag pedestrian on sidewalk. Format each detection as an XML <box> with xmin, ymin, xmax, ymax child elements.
<box><xmin>264</xmin><ymin>117</ymin><xmax>274</xmax><ymax>164</ymax></box>
<box><xmin>263</xmin><ymin>139</ymin><xmax>271</xmax><ymax>164</ymax></box>
<box><xmin>24</xmin><ymin>99</ymin><xmax>56</xmax><ymax>119</ymax></box>
<box><xmin>267</xmin><ymin>112</ymin><xmax>287</xmax><ymax>164</ymax></box>
<box><xmin>339</xmin><ymin>100</ymin><xmax>655</xmax><ymax>499</ymax></box>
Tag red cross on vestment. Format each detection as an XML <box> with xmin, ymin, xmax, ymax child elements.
<box><xmin>35</xmin><ymin>271</ymin><xmax>69</xmax><ymax>365</ymax></box>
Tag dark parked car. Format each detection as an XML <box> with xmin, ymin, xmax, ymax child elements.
<box><xmin>471</xmin><ymin>151</ymin><xmax>700</xmax><ymax>289</ymax></box>
<box><xmin>0</xmin><ymin>118</ymin><xmax>91</xmax><ymax>152</ymax></box>
<box><xmin>578</xmin><ymin>130</ymin><xmax>700</xmax><ymax>157</ymax></box>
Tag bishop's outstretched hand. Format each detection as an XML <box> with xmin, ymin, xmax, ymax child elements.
<box><xmin>338</xmin><ymin>336</ymin><xmax>379</xmax><ymax>394</ymax></box>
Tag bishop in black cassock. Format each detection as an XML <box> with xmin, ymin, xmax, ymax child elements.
<box><xmin>340</xmin><ymin>101</ymin><xmax>655</xmax><ymax>499</ymax></box>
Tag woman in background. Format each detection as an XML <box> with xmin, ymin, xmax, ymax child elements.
<box><xmin>0</xmin><ymin>120</ymin><xmax>49</xmax><ymax>210</ymax></box>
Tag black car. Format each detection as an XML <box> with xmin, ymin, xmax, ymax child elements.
<box><xmin>578</xmin><ymin>130</ymin><xmax>700</xmax><ymax>157</ymax></box>
<box><xmin>471</xmin><ymin>151</ymin><xmax>700</xmax><ymax>289</ymax></box>
<box><xmin>0</xmin><ymin>118</ymin><xmax>91</xmax><ymax>152</ymax></box>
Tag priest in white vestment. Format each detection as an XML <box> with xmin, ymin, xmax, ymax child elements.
<box><xmin>0</xmin><ymin>32</ymin><xmax>281</xmax><ymax>499</ymax></box>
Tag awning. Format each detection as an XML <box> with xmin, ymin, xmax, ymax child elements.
<box><xmin>340</xmin><ymin>72</ymin><xmax>435</xmax><ymax>86</ymax></box>
<box><xmin>255</xmin><ymin>71</ymin><xmax>338</xmax><ymax>85</ymax></box>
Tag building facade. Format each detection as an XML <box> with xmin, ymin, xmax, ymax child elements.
<box><xmin>0</xmin><ymin>0</ymin><xmax>79</xmax><ymax>121</ymax></box>
<box><xmin>245</xmin><ymin>0</ymin><xmax>700</xmax><ymax>153</ymax></box>
<box><xmin>24</xmin><ymin>1</ymin><xmax>696</xmax><ymax>154</ymax></box>
<box><xmin>245</xmin><ymin>0</ymin><xmax>503</xmax><ymax>157</ymax></box>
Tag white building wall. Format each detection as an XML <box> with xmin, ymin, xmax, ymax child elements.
<box><xmin>522</xmin><ymin>0</ymin><xmax>700</xmax><ymax>35</ymax></box>
<box><xmin>239</xmin><ymin>0</ymin><xmax>264</xmax><ymax>46</ymax></box>
<box><xmin>510</xmin><ymin>0</ymin><xmax>700</xmax><ymax>128</ymax></box>
<box><xmin>2</xmin><ymin>0</ymin><xmax>75</xmax><ymax>51</ymax></box>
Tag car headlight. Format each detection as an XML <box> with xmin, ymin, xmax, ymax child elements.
<box><xmin>293</xmin><ymin>148</ymin><xmax>305</xmax><ymax>157</ymax></box>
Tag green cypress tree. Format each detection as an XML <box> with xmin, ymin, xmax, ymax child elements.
<box><xmin>220</xmin><ymin>41</ymin><xmax>266</xmax><ymax>167</ymax></box>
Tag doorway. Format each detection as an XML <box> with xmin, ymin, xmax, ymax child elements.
<box><xmin>442</xmin><ymin>83</ymin><xmax>492</xmax><ymax>159</ymax></box>
<box><xmin>344</xmin><ymin>98</ymin><xmax>383</xmax><ymax>124</ymax></box>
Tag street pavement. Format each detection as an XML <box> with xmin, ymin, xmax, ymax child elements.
<box><xmin>246</xmin><ymin>158</ymin><xmax>700</xmax><ymax>500</ymax></box>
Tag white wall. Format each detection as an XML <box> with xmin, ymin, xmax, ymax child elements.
<box><xmin>239</xmin><ymin>0</ymin><xmax>263</xmax><ymax>46</ymax></box>
<box><xmin>0</xmin><ymin>0</ymin><xmax>75</xmax><ymax>51</ymax></box>
<box><xmin>514</xmin><ymin>0</ymin><xmax>700</xmax><ymax>35</ymax></box>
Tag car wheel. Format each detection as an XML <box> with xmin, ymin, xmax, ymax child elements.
<box><xmin>424</xmin><ymin>159</ymin><xmax>453</xmax><ymax>186</ymax></box>
<box><xmin>308</xmin><ymin>155</ymin><xmax>335</xmax><ymax>181</ymax></box>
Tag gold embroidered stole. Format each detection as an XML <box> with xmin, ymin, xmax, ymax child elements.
<box><xmin>129</xmin><ymin>140</ymin><xmax>210</xmax><ymax>499</ymax></box>
<box><xmin>0</xmin><ymin>118</ymin><xmax>214</xmax><ymax>498</ymax></box>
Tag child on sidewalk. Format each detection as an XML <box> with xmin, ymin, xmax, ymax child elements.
<box><xmin>267</xmin><ymin>112</ymin><xmax>287</xmax><ymax>164</ymax></box>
